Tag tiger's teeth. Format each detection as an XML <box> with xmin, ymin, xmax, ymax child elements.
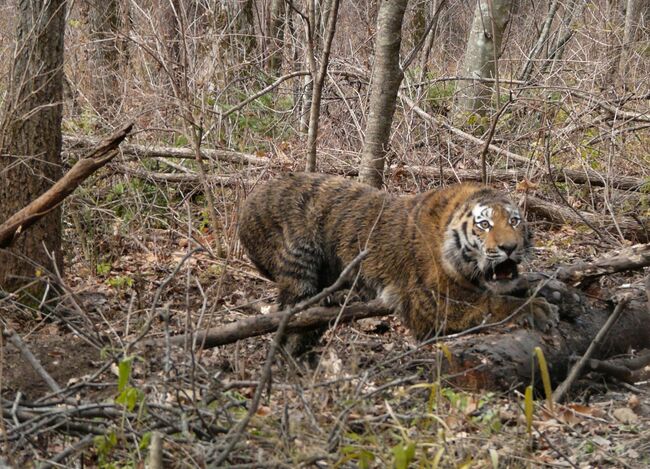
<box><xmin>492</xmin><ymin>273</ymin><xmax>497</xmax><ymax>280</ymax></box>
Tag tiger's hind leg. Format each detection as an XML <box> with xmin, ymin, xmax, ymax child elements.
<box><xmin>273</xmin><ymin>242</ymin><xmax>328</xmax><ymax>359</ymax></box>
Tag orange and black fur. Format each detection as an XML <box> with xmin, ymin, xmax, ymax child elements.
<box><xmin>238</xmin><ymin>173</ymin><xmax>556</xmax><ymax>353</ymax></box>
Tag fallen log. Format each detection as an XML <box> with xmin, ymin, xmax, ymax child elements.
<box><xmin>0</xmin><ymin>123</ymin><xmax>133</xmax><ymax>248</ymax></box>
<box><xmin>115</xmin><ymin>165</ymin><xmax>243</xmax><ymax>186</ymax></box>
<box><xmin>443</xmin><ymin>295</ymin><xmax>650</xmax><ymax>392</ymax></box>
<box><xmin>154</xmin><ymin>300</ymin><xmax>392</xmax><ymax>349</ymax></box>
<box><xmin>64</xmin><ymin>135</ymin><xmax>268</xmax><ymax>166</ymax></box>
<box><xmin>525</xmin><ymin>195</ymin><xmax>649</xmax><ymax>242</ymax></box>
<box><xmin>557</xmin><ymin>242</ymin><xmax>650</xmax><ymax>285</ymax></box>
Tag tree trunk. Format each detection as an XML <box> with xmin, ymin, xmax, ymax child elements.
<box><xmin>539</xmin><ymin>0</ymin><xmax>586</xmax><ymax>77</ymax></box>
<box><xmin>0</xmin><ymin>0</ymin><xmax>66</xmax><ymax>292</ymax></box>
<box><xmin>518</xmin><ymin>0</ymin><xmax>560</xmax><ymax>82</ymax></box>
<box><xmin>418</xmin><ymin>0</ymin><xmax>446</xmax><ymax>84</ymax></box>
<box><xmin>358</xmin><ymin>0</ymin><xmax>409</xmax><ymax>188</ymax></box>
<box><xmin>155</xmin><ymin>0</ymin><xmax>182</xmax><ymax>87</ymax></box>
<box><xmin>453</xmin><ymin>0</ymin><xmax>511</xmax><ymax>122</ymax></box>
<box><xmin>79</xmin><ymin>0</ymin><xmax>125</xmax><ymax>121</ymax></box>
<box><xmin>304</xmin><ymin>0</ymin><xmax>341</xmax><ymax>172</ymax></box>
<box><xmin>620</xmin><ymin>0</ymin><xmax>647</xmax><ymax>77</ymax></box>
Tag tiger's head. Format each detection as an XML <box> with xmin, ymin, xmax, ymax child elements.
<box><xmin>441</xmin><ymin>191</ymin><xmax>532</xmax><ymax>294</ymax></box>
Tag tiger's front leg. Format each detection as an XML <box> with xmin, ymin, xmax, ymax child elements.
<box><xmin>486</xmin><ymin>294</ymin><xmax>560</xmax><ymax>331</ymax></box>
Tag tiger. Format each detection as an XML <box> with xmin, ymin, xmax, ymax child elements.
<box><xmin>238</xmin><ymin>172</ymin><xmax>558</xmax><ymax>355</ymax></box>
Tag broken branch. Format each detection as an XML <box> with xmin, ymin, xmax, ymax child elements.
<box><xmin>0</xmin><ymin>123</ymin><xmax>134</xmax><ymax>248</ymax></box>
<box><xmin>557</xmin><ymin>243</ymin><xmax>650</xmax><ymax>284</ymax></box>
<box><xmin>525</xmin><ymin>196</ymin><xmax>649</xmax><ymax>242</ymax></box>
<box><xmin>161</xmin><ymin>300</ymin><xmax>391</xmax><ymax>349</ymax></box>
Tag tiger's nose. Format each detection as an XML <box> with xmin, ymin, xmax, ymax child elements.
<box><xmin>499</xmin><ymin>243</ymin><xmax>517</xmax><ymax>256</ymax></box>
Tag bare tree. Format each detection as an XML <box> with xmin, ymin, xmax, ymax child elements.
<box><xmin>358</xmin><ymin>0</ymin><xmax>409</xmax><ymax>188</ymax></box>
<box><xmin>453</xmin><ymin>0</ymin><xmax>511</xmax><ymax>121</ymax></box>
<box><xmin>620</xmin><ymin>0</ymin><xmax>648</xmax><ymax>76</ymax></box>
<box><xmin>518</xmin><ymin>0</ymin><xmax>560</xmax><ymax>83</ymax></box>
<box><xmin>538</xmin><ymin>0</ymin><xmax>586</xmax><ymax>77</ymax></box>
<box><xmin>80</xmin><ymin>0</ymin><xmax>126</xmax><ymax>122</ymax></box>
<box><xmin>304</xmin><ymin>0</ymin><xmax>341</xmax><ymax>172</ymax></box>
<box><xmin>299</xmin><ymin>0</ymin><xmax>335</xmax><ymax>135</ymax></box>
<box><xmin>0</xmin><ymin>0</ymin><xmax>67</xmax><ymax>292</ymax></box>
<box><xmin>417</xmin><ymin>0</ymin><xmax>447</xmax><ymax>84</ymax></box>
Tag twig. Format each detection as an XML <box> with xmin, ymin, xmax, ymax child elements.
<box><xmin>220</xmin><ymin>71</ymin><xmax>310</xmax><ymax>118</ymax></box>
<box><xmin>127</xmin><ymin>248</ymin><xmax>205</xmax><ymax>354</ymax></box>
<box><xmin>400</xmin><ymin>93</ymin><xmax>531</xmax><ymax>165</ymax></box>
<box><xmin>479</xmin><ymin>96</ymin><xmax>512</xmax><ymax>183</ymax></box>
<box><xmin>587</xmin><ymin>349</ymin><xmax>650</xmax><ymax>383</ymax></box>
<box><xmin>525</xmin><ymin>196</ymin><xmax>649</xmax><ymax>242</ymax></box>
<box><xmin>155</xmin><ymin>299</ymin><xmax>390</xmax><ymax>349</ymax></box>
<box><xmin>543</xmin><ymin>122</ymin><xmax>605</xmax><ymax>241</ymax></box>
<box><xmin>401</xmin><ymin>0</ymin><xmax>447</xmax><ymax>71</ymax></box>
<box><xmin>147</xmin><ymin>432</ymin><xmax>163</xmax><ymax>469</ymax></box>
<box><xmin>305</xmin><ymin>0</ymin><xmax>341</xmax><ymax>171</ymax></box>
<box><xmin>3</xmin><ymin>328</ymin><xmax>62</xmax><ymax>394</ymax></box>
<box><xmin>553</xmin><ymin>295</ymin><xmax>632</xmax><ymax>403</ymax></box>
<box><xmin>64</xmin><ymin>135</ymin><xmax>267</xmax><ymax>166</ymax></box>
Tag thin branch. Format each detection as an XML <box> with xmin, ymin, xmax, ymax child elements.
<box><xmin>3</xmin><ymin>328</ymin><xmax>62</xmax><ymax>394</ymax></box>
<box><xmin>401</xmin><ymin>0</ymin><xmax>447</xmax><ymax>71</ymax></box>
<box><xmin>553</xmin><ymin>295</ymin><xmax>632</xmax><ymax>403</ymax></box>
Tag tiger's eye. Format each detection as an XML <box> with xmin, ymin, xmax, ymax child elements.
<box><xmin>477</xmin><ymin>220</ymin><xmax>491</xmax><ymax>230</ymax></box>
<box><xmin>510</xmin><ymin>217</ymin><xmax>521</xmax><ymax>227</ymax></box>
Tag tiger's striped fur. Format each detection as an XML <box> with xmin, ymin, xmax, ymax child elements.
<box><xmin>238</xmin><ymin>172</ymin><xmax>556</xmax><ymax>351</ymax></box>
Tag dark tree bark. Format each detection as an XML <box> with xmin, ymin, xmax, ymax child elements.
<box><xmin>0</xmin><ymin>123</ymin><xmax>133</xmax><ymax>249</ymax></box>
<box><xmin>359</xmin><ymin>0</ymin><xmax>409</xmax><ymax>188</ymax></box>
<box><xmin>0</xmin><ymin>0</ymin><xmax>67</xmax><ymax>292</ymax></box>
<box><xmin>267</xmin><ymin>0</ymin><xmax>286</xmax><ymax>74</ymax></box>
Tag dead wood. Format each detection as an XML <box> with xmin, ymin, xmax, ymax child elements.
<box><xmin>64</xmin><ymin>134</ymin><xmax>267</xmax><ymax>166</ymax></box>
<box><xmin>587</xmin><ymin>349</ymin><xmax>650</xmax><ymax>384</ymax></box>
<box><xmin>0</xmin><ymin>123</ymin><xmax>133</xmax><ymax>248</ymax></box>
<box><xmin>552</xmin><ymin>295</ymin><xmax>632</xmax><ymax>402</ymax></box>
<box><xmin>156</xmin><ymin>275</ymin><xmax>650</xmax><ymax>394</ymax></box>
<box><xmin>116</xmin><ymin>165</ymin><xmax>242</xmax><ymax>186</ymax></box>
<box><xmin>525</xmin><ymin>195</ymin><xmax>649</xmax><ymax>242</ymax></box>
<box><xmin>557</xmin><ymin>243</ymin><xmax>650</xmax><ymax>285</ymax></box>
<box><xmin>211</xmin><ymin>250</ymin><xmax>368</xmax><ymax>466</ymax></box>
<box><xmin>158</xmin><ymin>300</ymin><xmax>391</xmax><ymax>349</ymax></box>
<box><xmin>441</xmin><ymin>295</ymin><xmax>650</xmax><ymax>393</ymax></box>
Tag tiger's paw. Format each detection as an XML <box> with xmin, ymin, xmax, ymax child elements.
<box><xmin>321</xmin><ymin>289</ymin><xmax>362</xmax><ymax>307</ymax></box>
<box><xmin>519</xmin><ymin>297</ymin><xmax>560</xmax><ymax>332</ymax></box>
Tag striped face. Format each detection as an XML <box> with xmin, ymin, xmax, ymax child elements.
<box><xmin>443</xmin><ymin>198</ymin><xmax>531</xmax><ymax>293</ymax></box>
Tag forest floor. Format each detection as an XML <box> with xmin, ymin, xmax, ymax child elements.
<box><xmin>2</xmin><ymin>163</ymin><xmax>650</xmax><ymax>468</ymax></box>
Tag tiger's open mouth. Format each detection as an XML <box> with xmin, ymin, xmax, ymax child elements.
<box><xmin>484</xmin><ymin>259</ymin><xmax>519</xmax><ymax>283</ymax></box>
